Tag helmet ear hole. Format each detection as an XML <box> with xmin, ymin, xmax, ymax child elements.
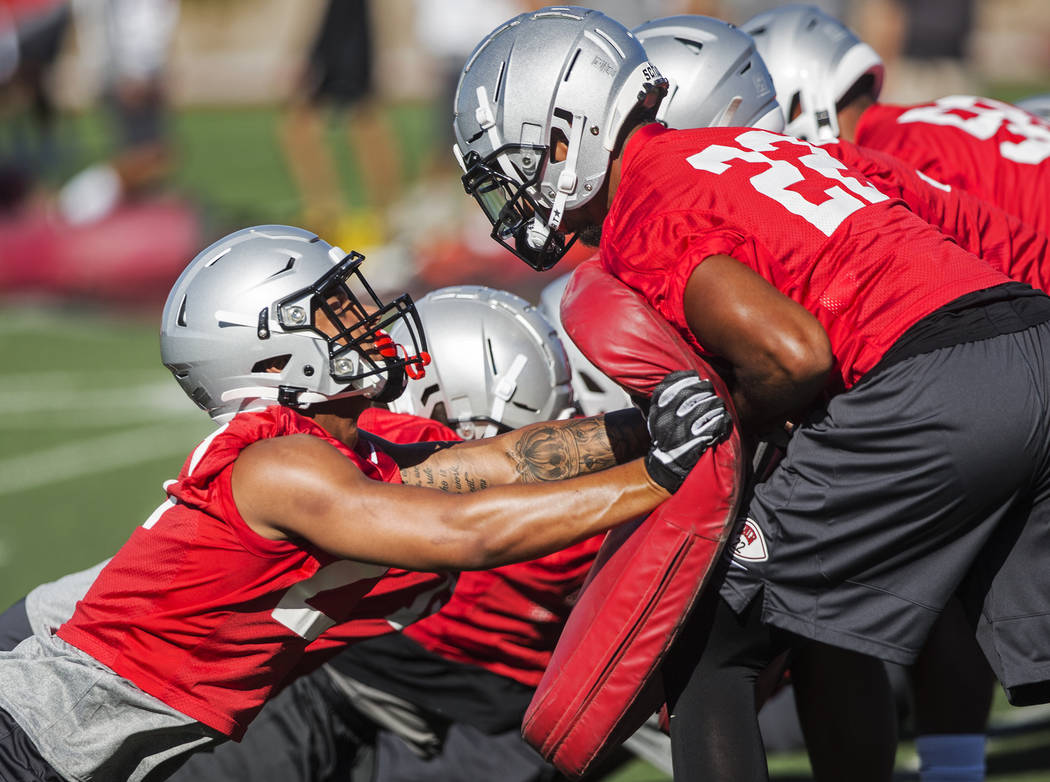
<box><xmin>251</xmin><ymin>355</ymin><xmax>291</xmax><ymax>374</ymax></box>
<box><xmin>550</xmin><ymin>126</ymin><xmax>570</xmax><ymax>163</ymax></box>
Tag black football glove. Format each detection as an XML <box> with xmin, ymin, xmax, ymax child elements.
<box><xmin>644</xmin><ymin>370</ymin><xmax>731</xmax><ymax>493</ymax></box>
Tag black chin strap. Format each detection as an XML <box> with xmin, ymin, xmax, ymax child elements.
<box><xmin>369</xmin><ymin>365</ymin><xmax>407</xmax><ymax>404</ymax></box>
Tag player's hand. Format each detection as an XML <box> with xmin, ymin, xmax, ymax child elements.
<box><xmin>644</xmin><ymin>370</ymin><xmax>731</xmax><ymax>493</ymax></box>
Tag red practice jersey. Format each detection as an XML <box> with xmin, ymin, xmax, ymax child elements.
<box><xmin>358</xmin><ymin>405</ymin><xmax>459</xmax><ymax>443</ymax></box>
<box><xmin>362</xmin><ymin>407</ymin><xmax>604</xmax><ymax>687</ymax></box>
<box><xmin>600</xmin><ymin>124</ymin><xmax>1009</xmax><ymax>391</ymax></box>
<box><xmin>58</xmin><ymin>405</ymin><xmax>452</xmax><ymax>739</ymax></box>
<box><xmin>855</xmin><ymin>97</ymin><xmax>1050</xmax><ymax>236</ymax></box>
<box><xmin>820</xmin><ymin>138</ymin><xmax>1050</xmax><ymax>291</ymax></box>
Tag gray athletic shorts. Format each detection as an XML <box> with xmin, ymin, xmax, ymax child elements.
<box><xmin>720</xmin><ymin>322</ymin><xmax>1050</xmax><ymax>705</ymax></box>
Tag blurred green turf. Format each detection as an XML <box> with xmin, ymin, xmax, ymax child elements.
<box><xmin>56</xmin><ymin>101</ymin><xmax>440</xmax><ymax>235</ymax></box>
<box><xmin>0</xmin><ymin>306</ymin><xmax>213</xmax><ymax>606</ymax></box>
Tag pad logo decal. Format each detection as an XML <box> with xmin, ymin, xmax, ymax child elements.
<box><xmin>732</xmin><ymin>517</ymin><xmax>768</xmax><ymax>563</ymax></box>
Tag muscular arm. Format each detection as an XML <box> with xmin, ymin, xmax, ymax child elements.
<box><xmin>393</xmin><ymin>408</ymin><xmax>649</xmax><ymax>490</ymax></box>
<box><xmin>683</xmin><ymin>255</ymin><xmax>832</xmax><ymax>433</ymax></box>
<box><xmin>231</xmin><ymin>430</ymin><xmax>666</xmax><ymax>572</ymax></box>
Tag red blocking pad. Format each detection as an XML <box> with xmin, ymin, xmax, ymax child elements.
<box><xmin>522</xmin><ymin>260</ymin><xmax>746</xmax><ymax>777</ymax></box>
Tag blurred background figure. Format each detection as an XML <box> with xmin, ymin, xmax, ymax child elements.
<box><xmin>279</xmin><ymin>0</ymin><xmax>398</xmax><ymax>255</ymax></box>
<box><xmin>0</xmin><ymin>0</ymin><xmax>198</xmax><ymax>309</ymax></box>
<box><xmin>0</xmin><ymin>0</ymin><xmax>71</xmax><ymax>213</ymax></box>
<box><xmin>58</xmin><ymin>0</ymin><xmax>180</xmax><ymax>224</ymax></box>
<box><xmin>855</xmin><ymin>0</ymin><xmax>978</xmax><ymax>102</ymax></box>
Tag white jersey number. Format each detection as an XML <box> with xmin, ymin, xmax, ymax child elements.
<box><xmin>272</xmin><ymin>562</ymin><xmax>453</xmax><ymax>641</ymax></box>
<box><xmin>897</xmin><ymin>95</ymin><xmax>1050</xmax><ymax>165</ymax></box>
<box><xmin>687</xmin><ymin>130</ymin><xmax>888</xmax><ymax>236</ymax></box>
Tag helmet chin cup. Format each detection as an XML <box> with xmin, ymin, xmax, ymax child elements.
<box><xmin>525</xmin><ymin>218</ymin><xmax>550</xmax><ymax>252</ymax></box>
<box><xmin>368</xmin><ymin>362</ymin><xmax>409</xmax><ymax>404</ymax></box>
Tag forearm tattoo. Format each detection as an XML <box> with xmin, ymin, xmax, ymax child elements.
<box><xmin>400</xmin><ymin>461</ymin><xmax>490</xmax><ymax>493</ymax></box>
<box><xmin>398</xmin><ymin>409</ymin><xmax>650</xmax><ymax>490</ymax></box>
<box><xmin>513</xmin><ymin>409</ymin><xmax>649</xmax><ymax>483</ymax></box>
<box><xmin>510</xmin><ymin>417</ymin><xmax>611</xmax><ymax>483</ymax></box>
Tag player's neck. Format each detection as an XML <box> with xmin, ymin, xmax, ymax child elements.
<box><xmin>304</xmin><ymin>396</ymin><xmax>371</xmax><ymax>448</ymax></box>
<box><xmin>837</xmin><ymin>95</ymin><xmax>875</xmax><ymax>142</ymax></box>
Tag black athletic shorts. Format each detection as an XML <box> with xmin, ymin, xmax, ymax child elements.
<box><xmin>169</xmin><ymin>666</ymin><xmax>376</xmax><ymax>782</ymax></box>
<box><xmin>305</xmin><ymin>0</ymin><xmax>373</xmax><ymax>105</ymax></box>
<box><xmin>720</xmin><ymin>319</ymin><xmax>1050</xmax><ymax>705</ymax></box>
<box><xmin>0</xmin><ymin>707</ymin><xmax>63</xmax><ymax>782</ymax></box>
<box><xmin>0</xmin><ymin>599</ymin><xmax>32</xmax><ymax>652</ymax></box>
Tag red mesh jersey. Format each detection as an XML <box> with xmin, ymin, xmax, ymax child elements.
<box><xmin>363</xmin><ymin>407</ymin><xmax>604</xmax><ymax>688</ymax></box>
<box><xmin>58</xmin><ymin>406</ymin><xmax>452</xmax><ymax>739</ymax></box>
<box><xmin>856</xmin><ymin>97</ymin><xmax>1050</xmax><ymax>236</ymax></box>
<box><xmin>600</xmin><ymin>124</ymin><xmax>1008</xmax><ymax>390</ymax></box>
<box><xmin>820</xmin><ymin>138</ymin><xmax>1050</xmax><ymax>291</ymax></box>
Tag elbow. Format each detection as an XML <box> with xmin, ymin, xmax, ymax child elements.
<box><xmin>428</xmin><ymin>513</ymin><xmax>504</xmax><ymax>571</ymax></box>
<box><xmin>776</xmin><ymin>327</ymin><xmax>833</xmax><ymax>389</ymax></box>
<box><xmin>446</xmin><ymin>532</ymin><xmax>493</xmax><ymax>571</ymax></box>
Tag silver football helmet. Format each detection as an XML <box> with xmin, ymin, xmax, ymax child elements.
<box><xmin>633</xmin><ymin>15</ymin><xmax>783</xmax><ymax>132</ymax></box>
<box><xmin>538</xmin><ymin>274</ymin><xmax>631</xmax><ymax>417</ymax></box>
<box><xmin>1017</xmin><ymin>94</ymin><xmax>1050</xmax><ymax>122</ymax></box>
<box><xmin>741</xmin><ymin>4</ymin><xmax>884</xmax><ymax>142</ymax></box>
<box><xmin>387</xmin><ymin>285</ymin><xmax>575</xmax><ymax>440</ymax></box>
<box><xmin>453</xmin><ymin>6</ymin><xmax>666</xmax><ymax>270</ymax></box>
<box><xmin>160</xmin><ymin>225</ymin><xmax>429</xmax><ymax>424</ymax></box>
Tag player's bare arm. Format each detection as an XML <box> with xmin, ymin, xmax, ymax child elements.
<box><xmin>386</xmin><ymin>408</ymin><xmax>650</xmax><ymax>491</ymax></box>
<box><xmin>231</xmin><ymin>430</ymin><xmax>668</xmax><ymax>572</ymax></box>
<box><xmin>233</xmin><ymin>380</ymin><xmax>724</xmax><ymax>571</ymax></box>
<box><xmin>683</xmin><ymin>254</ymin><xmax>833</xmax><ymax>432</ymax></box>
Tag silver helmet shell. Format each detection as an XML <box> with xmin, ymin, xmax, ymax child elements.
<box><xmin>387</xmin><ymin>285</ymin><xmax>574</xmax><ymax>439</ymax></box>
<box><xmin>160</xmin><ymin>225</ymin><xmax>428</xmax><ymax>424</ymax></box>
<box><xmin>742</xmin><ymin>4</ymin><xmax>884</xmax><ymax>141</ymax></box>
<box><xmin>538</xmin><ymin>273</ymin><xmax>631</xmax><ymax>418</ymax></box>
<box><xmin>633</xmin><ymin>15</ymin><xmax>784</xmax><ymax>132</ymax></box>
<box><xmin>453</xmin><ymin>6</ymin><xmax>666</xmax><ymax>270</ymax></box>
<box><xmin>1016</xmin><ymin>94</ymin><xmax>1050</xmax><ymax>122</ymax></box>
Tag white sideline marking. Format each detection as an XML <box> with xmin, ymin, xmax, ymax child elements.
<box><xmin>0</xmin><ymin>423</ymin><xmax>210</xmax><ymax>496</ymax></box>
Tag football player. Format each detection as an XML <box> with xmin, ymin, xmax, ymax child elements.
<box><xmin>453</xmin><ymin>8</ymin><xmax>1050</xmax><ymax>782</ymax></box>
<box><xmin>740</xmin><ymin>9</ymin><xmax>1049</xmax><ymax>778</ymax></box>
<box><xmin>633</xmin><ymin>13</ymin><xmax>1036</xmax><ymax>781</ymax></box>
<box><xmin>743</xmin><ymin>3</ymin><xmax>1050</xmax><ymax>237</ymax></box>
<box><xmin>168</xmin><ymin>284</ymin><xmax>592</xmax><ymax>782</ymax></box>
<box><xmin>0</xmin><ymin>225</ymin><xmax>729</xmax><ymax>781</ymax></box>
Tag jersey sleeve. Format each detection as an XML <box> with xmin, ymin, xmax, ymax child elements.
<box><xmin>602</xmin><ymin>213</ymin><xmax>756</xmax><ymax>354</ymax></box>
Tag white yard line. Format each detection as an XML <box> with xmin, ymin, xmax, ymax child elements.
<box><xmin>0</xmin><ymin>422</ymin><xmax>212</xmax><ymax>496</ymax></box>
<box><xmin>0</xmin><ymin>374</ymin><xmax>200</xmax><ymax>421</ymax></box>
